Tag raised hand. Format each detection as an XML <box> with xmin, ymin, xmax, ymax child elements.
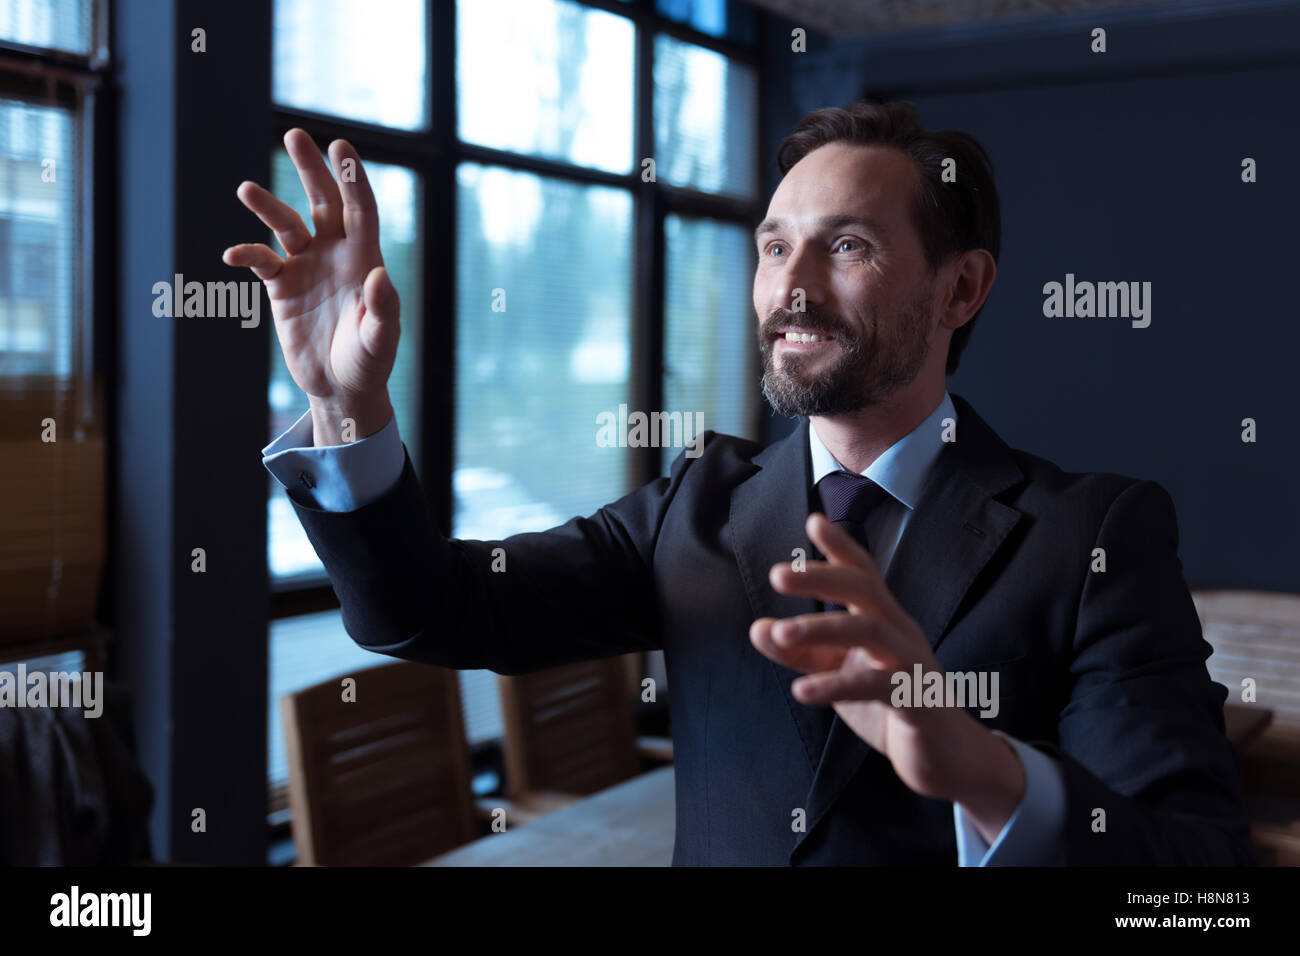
<box><xmin>223</xmin><ymin>129</ymin><xmax>399</xmax><ymax>446</ymax></box>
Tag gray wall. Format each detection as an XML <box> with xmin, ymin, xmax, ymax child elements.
<box><xmin>759</xmin><ymin>0</ymin><xmax>1300</xmax><ymax>591</ymax></box>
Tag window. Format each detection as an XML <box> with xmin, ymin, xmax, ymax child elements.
<box><xmin>0</xmin><ymin>99</ymin><xmax>77</xmax><ymax>378</ymax></box>
<box><xmin>0</xmin><ymin>0</ymin><xmax>96</xmax><ymax>55</ymax></box>
<box><xmin>454</xmin><ymin>164</ymin><xmax>634</xmax><ymax>539</ymax></box>
<box><xmin>0</xmin><ymin>1</ymin><xmax>107</xmax><ymax>650</ymax></box>
<box><xmin>654</xmin><ymin>34</ymin><xmax>759</xmax><ymax>198</ymax></box>
<box><xmin>266</xmin><ymin>0</ymin><xmax>763</xmax><ymax>842</ymax></box>
<box><xmin>272</xmin><ymin>0</ymin><xmax>428</xmax><ymax>130</ymax></box>
<box><xmin>456</xmin><ymin>0</ymin><xmax>636</xmax><ymax>173</ymax></box>
<box><xmin>663</xmin><ymin>213</ymin><xmax>756</xmax><ymax>471</ymax></box>
<box><xmin>656</xmin><ymin>0</ymin><xmax>758</xmax><ymax>43</ymax></box>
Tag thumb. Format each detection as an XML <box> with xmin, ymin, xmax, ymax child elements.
<box><xmin>359</xmin><ymin>265</ymin><xmax>400</xmax><ymax>361</ymax></box>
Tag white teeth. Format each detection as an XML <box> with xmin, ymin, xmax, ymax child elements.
<box><xmin>784</xmin><ymin>332</ymin><xmax>825</xmax><ymax>343</ymax></box>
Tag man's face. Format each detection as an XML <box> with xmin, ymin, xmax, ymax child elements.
<box><xmin>753</xmin><ymin>142</ymin><xmax>942</xmax><ymax>417</ymax></box>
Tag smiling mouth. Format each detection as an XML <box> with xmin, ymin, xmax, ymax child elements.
<box><xmin>773</xmin><ymin>326</ymin><xmax>837</xmax><ymax>347</ymax></box>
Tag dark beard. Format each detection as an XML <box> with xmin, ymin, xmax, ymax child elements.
<box><xmin>758</xmin><ymin>287</ymin><xmax>932</xmax><ymax>418</ymax></box>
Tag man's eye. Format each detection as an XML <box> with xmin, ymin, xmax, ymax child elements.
<box><xmin>836</xmin><ymin>239</ymin><xmax>860</xmax><ymax>253</ymax></box>
<box><xmin>767</xmin><ymin>245</ymin><xmax>785</xmax><ymax>257</ymax></box>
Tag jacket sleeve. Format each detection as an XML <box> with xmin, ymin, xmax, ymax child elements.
<box><xmin>287</xmin><ymin>447</ymin><xmax>690</xmax><ymax>675</ymax></box>
<box><xmin>1054</xmin><ymin>479</ymin><xmax>1255</xmax><ymax>865</ymax></box>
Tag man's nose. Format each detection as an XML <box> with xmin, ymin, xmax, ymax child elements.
<box><xmin>775</xmin><ymin>245</ymin><xmax>827</xmax><ymax>312</ymax></box>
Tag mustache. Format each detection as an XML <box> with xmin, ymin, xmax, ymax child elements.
<box><xmin>760</xmin><ymin>307</ymin><xmax>853</xmax><ymax>341</ymax></box>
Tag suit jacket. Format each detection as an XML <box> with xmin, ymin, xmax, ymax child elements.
<box><xmin>290</xmin><ymin>393</ymin><xmax>1254</xmax><ymax>865</ymax></box>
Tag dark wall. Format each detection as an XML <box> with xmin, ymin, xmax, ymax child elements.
<box><xmin>759</xmin><ymin>0</ymin><xmax>1300</xmax><ymax>591</ymax></box>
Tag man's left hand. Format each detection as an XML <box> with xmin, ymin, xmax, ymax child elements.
<box><xmin>749</xmin><ymin>512</ymin><xmax>1026</xmax><ymax>843</ymax></box>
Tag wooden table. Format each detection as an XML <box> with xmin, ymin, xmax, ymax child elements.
<box><xmin>424</xmin><ymin>766</ymin><xmax>675</xmax><ymax>867</ymax></box>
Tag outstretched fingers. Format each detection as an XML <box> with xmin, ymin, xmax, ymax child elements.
<box><xmin>235</xmin><ymin>180</ymin><xmax>312</xmax><ymax>256</ymax></box>
<box><xmin>222</xmin><ymin>242</ymin><xmax>285</xmax><ymax>282</ymax></box>
<box><xmin>792</xmin><ymin>649</ymin><xmax>896</xmax><ymax>706</ymax></box>
<box><xmin>329</xmin><ymin>139</ymin><xmax>380</xmax><ymax>246</ymax></box>
<box><xmin>285</xmin><ymin>128</ymin><xmax>344</xmax><ymax>239</ymax></box>
<box><xmin>805</xmin><ymin>513</ymin><xmax>902</xmax><ymax>615</ymax></box>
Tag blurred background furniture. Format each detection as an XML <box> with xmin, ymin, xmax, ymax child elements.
<box><xmin>1194</xmin><ymin>589</ymin><xmax>1300</xmax><ymax>866</ymax></box>
<box><xmin>280</xmin><ymin>661</ymin><xmax>477</xmax><ymax>866</ymax></box>
<box><xmin>0</xmin><ymin>663</ymin><xmax>152</xmax><ymax>865</ymax></box>
<box><xmin>493</xmin><ymin>657</ymin><xmax>648</xmax><ymax>824</ymax></box>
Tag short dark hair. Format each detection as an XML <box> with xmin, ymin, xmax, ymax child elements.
<box><xmin>776</xmin><ymin>100</ymin><xmax>1000</xmax><ymax>376</ymax></box>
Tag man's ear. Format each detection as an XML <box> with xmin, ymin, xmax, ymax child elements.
<box><xmin>939</xmin><ymin>249</ymin><xmax>996</xmax><ymax>332</ymax></box>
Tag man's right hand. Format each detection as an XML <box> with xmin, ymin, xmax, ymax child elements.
<box><xmin>223</xmin><ymin>128</ymin><xmax>400</xmax><ymax>447</ymax></box>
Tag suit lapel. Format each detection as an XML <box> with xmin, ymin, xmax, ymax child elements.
<box><xmin>767</xmin><ymin>395</ymin><xmax>1028</xmax><ymax>855</ymax></box>
<box><xmin>730</xmin><ymin>418</ymin><xmax>833</xmax><ymax>772</ymax></box>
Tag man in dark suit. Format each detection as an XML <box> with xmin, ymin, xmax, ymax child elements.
<box><xmin>227</xmin><ymin>100</ymin><xmax>1253</xmax><ymax>865</ymax></box>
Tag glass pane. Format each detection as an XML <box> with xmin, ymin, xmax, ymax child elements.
<box><xmin>662</xmin><ymin>214</ymin><xmax>755</xmax><ymax>472</ymax></box>
<box><xmin>267</xmin><ymin>148</ymin><xmax>423</xmax><ymax>582</ymax></box>
<box><xmin>273</xmin><ymin>0</ymin><xmax>427</xmax><ymax>130</ymax></box>
<box><xmin>457</xmin><ymin>0</ymin><xmax>635</xmax><ymax>174</ymax></box>
<box><xmin>0</xmin><ymin>100</ymin><xmax>77</xmax><ymax>378</ymax></box>
<box><xmin>653</xmin><ymin>34</ymin><xmax>758</xmax><ymax>198</ymax></box>
<box><xmin>655</xmin><ymin>0</ymin><xmax>756</xmax><ymax>44</ymax></box>
<box><xmin>454</xmin><ymin>163</ymin><xmax>633</xmax><ymax>540</ymax></box>
<box><xmin>0</xmin><ymin>0</ymin><xmax>93</xmax><ymax>54</ymax></box>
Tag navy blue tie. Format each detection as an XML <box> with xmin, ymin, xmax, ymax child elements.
<box><xmin>815</xmin><ymin>471</ymin><xmax>891</xmax><ymax>612</ymax></box>
<box><xmin>783</xmin><ymin>470</ymin><xmax>892</xmax><ymax>766</ymax></box>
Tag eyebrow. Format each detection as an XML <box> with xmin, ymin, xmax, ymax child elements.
<box><xmin>753</xmin><ymin>214</ymin><xmax>886</xmax><ymax>241</ymax></box>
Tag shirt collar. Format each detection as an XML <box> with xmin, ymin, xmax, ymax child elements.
<box><xmin>808</xmin><ymin>391</ymin><xmax>955</xmax><ymax>511</ymax></box>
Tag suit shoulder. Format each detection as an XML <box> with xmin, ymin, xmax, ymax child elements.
<box><xmin>666</xmin><ymin>429</ymin><xmax>767</xmax><ymax>478</ymax></box>
<box><xmin>1002</xmin><ymin>445</ymin><xmax>1174</xmax><ymax>530</ymax></box>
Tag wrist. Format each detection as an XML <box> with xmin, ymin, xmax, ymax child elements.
<box><xmin>308</xmin><ymin>391</ymin><xmax>393</xmax><ymax>447</ymax></box>
<box><xmin>951</xmin><ymin>721</ymin><xmax>1025</xmax><ymax>839</ymax></box>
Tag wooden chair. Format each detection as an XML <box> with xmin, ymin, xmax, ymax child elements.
<box><xmin>281</xmin><ymin>661</ymin><xmax>478</xmax><ymax>866</ymax></box>
<box><xmin>493</xmin><ymin>656</ymin><xmax>650</xmax><ymax>824</ymax></box>
<box><xmin>1192</xmin><ymin>589</ymin><xmax>1300</xmax><ymax>865</ymax></box>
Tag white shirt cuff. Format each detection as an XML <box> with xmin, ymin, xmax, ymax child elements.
<box><xmin>953</xmin><ymin>731</ymin><xmax>1067</xmax><ymax>866</ymax></box>
<box><xmin>262</xmin><ymin>408</ymin><xmax>405</xmax><ymax>512</ymax></box>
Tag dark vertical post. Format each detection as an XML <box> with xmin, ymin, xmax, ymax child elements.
<box><xmin>425</xmin><ymin>0</ymin><xmax>456</xmax><ymax>530</ymax></box>
<box><xmin>633</xmin><ymin>6</ymin><xmax>665</xmax><ymax>489</ymax></box>
<box><xmin>115</xmin><ymin>0</ymin><xmax>272</xmax><ymax>863</ymax></box>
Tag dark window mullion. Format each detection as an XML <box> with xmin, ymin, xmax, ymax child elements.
<box><xmin>747</xmin><ymin>7</ymin><xmax>771</xmax><ymax>442</ymax></box>
<box><xmin>271</xmin><ymin>108</ymin><xmax>439</xmax><ymax>165</ymax></box>
<box><xmin>651</xmin><ymin>16</ymin><xmax>760</xmax><ymax>66</ymax></box>
<box><xmin>427</xmin><ymin>0</ymin><xmax>457</xmax><ymax>531</ymax></box>
<box><xmin>631</xmin><ymin>13</ymin><xmax>663</xmax><ymax>492</ymax></box>
<box><xmin>660</xmin><ymin>185</ymin><xmax>757</xmax><ymax>222</ymax></box>
<box><xmin>455</xmin><ymin>141</ymin><xmax>633</xmax><ymax>190</ymax></box>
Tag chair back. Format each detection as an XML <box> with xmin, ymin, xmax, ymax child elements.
<box><xmin>497</xmin><ymin>657</ymin><xmax>640</xmax><ymax>797</ymax></box>
<box><xmin>281</xmin><ymin>661</ymin><xmax>477</xmax><ymax>865</ymax></box>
